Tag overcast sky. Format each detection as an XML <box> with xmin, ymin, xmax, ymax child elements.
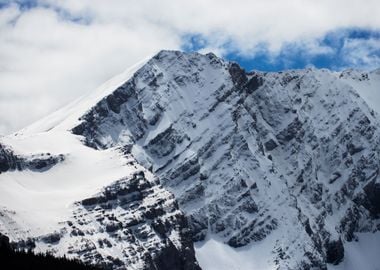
<box><xmin>1</xmin><ymin>0</ymin><xmax>380</xmax><ymax>135</ymax></box>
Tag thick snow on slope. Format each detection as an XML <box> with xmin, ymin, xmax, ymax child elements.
<box><xmin>195</xmin><ymin>234</ymin><xmax>278</xmax><ymax>270</ymax></box>
<box><xmin>0</xmin><ymin>131</ymin><xmax>137</xmax><ymax>237</ymax></box>
<box><xmin>340</xmin><ymin>69</ymin><xmax>380</xmax><ymax>114</ymax></box>
<box><xmin>0</xmin><ymin>130</ymin><xmax>199</xmax><ymax>270</ymax></box>
<box><xmin>328</xmin><ymin>232</ymin><xmax>380</xmax><ymax>270</ymax></box>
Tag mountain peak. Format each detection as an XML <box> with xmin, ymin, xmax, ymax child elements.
<box><xmin>1</xmin><ymin>50</ymin><xmax>380</xmax><ymax>270</ymax></box>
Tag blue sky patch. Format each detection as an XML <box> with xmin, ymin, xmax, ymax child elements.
<box><xmin>182</xmin><ymin>28</ymin><xmax>380</xmax><ymax>72</ymax></box>
<box><xmin>0</xmin><ymin>0</ymin><xmax>38</xmax><ymax>10</ymax></box>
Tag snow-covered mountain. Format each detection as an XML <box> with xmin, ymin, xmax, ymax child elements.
<box><xmin>1</xmin><ymin>50</ymin><xmax>380</xmax><ymax>270</ymax></box>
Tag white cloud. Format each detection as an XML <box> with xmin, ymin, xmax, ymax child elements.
<box><xmin>340</xmin><ymin>38</ymin><xmax>380</xmax><ymax>70</ymax></box>
<box><xmin>0</xmin><ymin>0</ymin><xmax>380</xmax><ymax>134</ymax></box>
<box><xmin>0</xmin><ymin>3</ymin><xmax>179</xmax><ymax>134</ymax></box>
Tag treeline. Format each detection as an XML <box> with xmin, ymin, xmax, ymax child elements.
<box><xmin>0</xmin><ymin>233</ymin><xmax>102</xmax><ymax>270</ymax></box>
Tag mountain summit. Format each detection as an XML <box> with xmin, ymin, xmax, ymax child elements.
<box><xmin>1</xmin><ymin>50</ymin><xmax>380</xmax><ymax>270</ymax></box>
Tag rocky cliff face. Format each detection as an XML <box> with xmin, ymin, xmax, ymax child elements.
<box><xmin>35</xmin><ymin>170</ymin><xmax>199</xmax><ymax>270</ymax></box>
<box><xmin>0</xmin><ymin>143</ymin><xmax>64</xmax><ymax>173</ymax></box>
<box><xmin>1</xmin><ymin>50</ymin><xmax>380</xmax><ymax>269</ymax></box>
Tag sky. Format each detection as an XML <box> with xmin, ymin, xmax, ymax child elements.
<box><xmin>0</xmin><ymin>0</ymin><xmax>380</xmax><ymax>135</ymax></box>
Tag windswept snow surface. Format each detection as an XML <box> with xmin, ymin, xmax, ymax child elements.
<box><xmin>195</xmin><ymin>234</ymin><xmax>278</xmax><ymax>270</ymax></box>
<box><xmin>0</xmin><ymin>131</ymin><xmax>138</xmax><ymax>236</ymax></box>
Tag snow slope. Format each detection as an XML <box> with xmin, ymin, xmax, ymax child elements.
<box><xmin>194</xmin><ymin>232</ymin><xmax>279</xmax><ymax>270</ymax></box>
<box><xmin>339</xmin><ymin>69</ymin><xmax>380</xmax><ymax>115</ymax></box>
<box><xmin>0</xmin><ymin>131</ymin><xmax>136</xmax><ymax>235</ymax></box>
<box><xmin>328</xmin><ymin>232</ymin><xmax>380</xmax><ymax>270</ymax></box>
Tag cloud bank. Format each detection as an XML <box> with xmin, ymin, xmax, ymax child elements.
<box><xmin>0</xmin><ymin>0</ymin><xmax>380</xmax><ymax>134</ymax></box>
